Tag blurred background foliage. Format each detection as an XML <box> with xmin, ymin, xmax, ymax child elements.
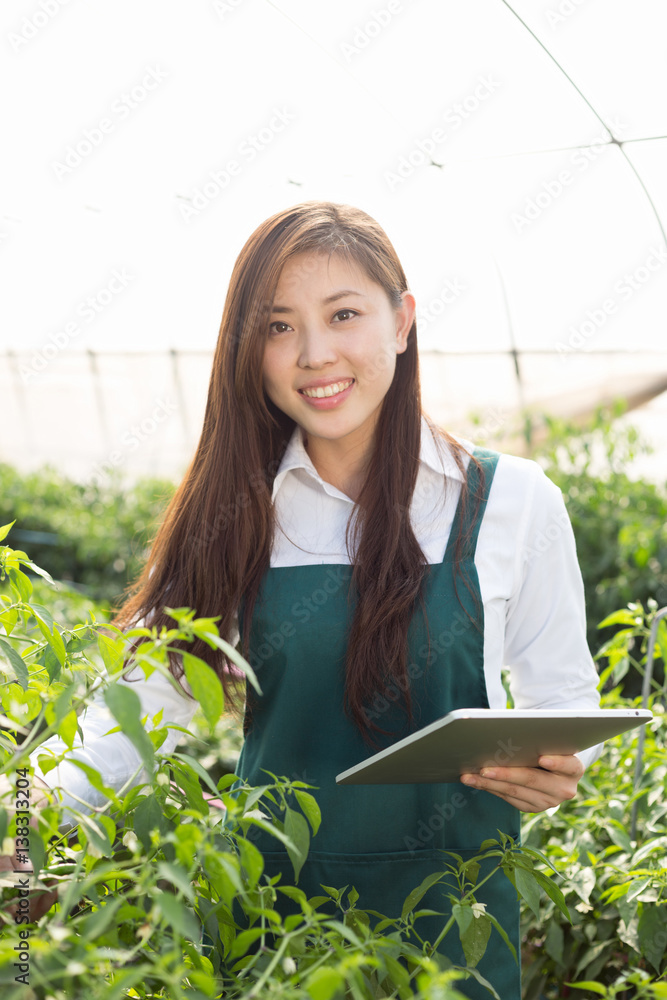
<box><xmin>0</xmin><ymin>466</ymin><xmax>174</xmax><ymax>608</ymax></box>
<box><xmin>527</xmin><ymin>405</ymin><xmax>667</xmax><ymax>695</ymax></box>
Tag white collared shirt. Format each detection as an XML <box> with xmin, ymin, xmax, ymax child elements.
<box><xmin>31</xmin><ymin>416</ymin><xmax>602</xmax><ymax>826</ymax></box>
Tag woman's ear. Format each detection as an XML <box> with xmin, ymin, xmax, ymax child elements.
<box><xmin>396</xmin><ymin>291</ymin><xmax>416</xmax><ymax>354</ymax></box>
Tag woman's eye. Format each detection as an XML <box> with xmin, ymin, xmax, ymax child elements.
<box><xmin>268</xmin><ymin>321</ymin><xmax>292</xmax><ymax>335</ymax></box>
<box><xmin>333</xmin><ymin>309</ymin><xmax>357</xmax><ymax>322</ymax></box>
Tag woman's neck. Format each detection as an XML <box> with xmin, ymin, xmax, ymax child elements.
<box><xmin>303</xmin><ymin>431</ymin><xmax>370</xmax><ymax>502</ymax></box>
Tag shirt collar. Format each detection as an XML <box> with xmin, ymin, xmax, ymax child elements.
<box><xmin>271</xmin><ymin>415</ymin><xmax>467</xmax><ymax>502</ymax></box>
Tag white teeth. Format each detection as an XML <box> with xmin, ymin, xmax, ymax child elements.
<box><xmin>301</xmin><ymin>379</ymin><xmax>353</xmax><ymax>399</ymax></box>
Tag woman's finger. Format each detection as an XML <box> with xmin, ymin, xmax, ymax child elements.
<box><xmin>460</xmin><ymin>756</ymin><xmax>583</xmax><ymax>812</ymax></box>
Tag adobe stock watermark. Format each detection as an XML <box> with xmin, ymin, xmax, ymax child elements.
<box><xmin>415</xmin><ymin>277</ymin><xmax>467</xmax><ymax>334</ymax></box>
<box><xmin>384</xmin><ymin>74</ymin><xmax>502</xmax><ymax>191</ymax></box>
<box><xmin>212</xmin><ymin>0</ymin><xmax>249</xmax><ymax>17</ymax></box>
<box><xmin>555</xmin><ymin>244</ymin><xmax>667</xmax><ymax>358</ymax></box>
<box><xmin>176</xmin><ymin>107</ymin><xmax>296</xmax><ymax>223</ymax></box>
<box><xmin>521</xmin><ymin>508</ymin><xmax>572</xmax><ymax>564</ymax></box>
<box><xmin>362</xmin><ymin>606</ymin><xmax>477</xmax><ymax>725</ymax></box>
<box><xmin>545</xmin><ymin>0</ymin><xmax>590</xmax><ymax>28</ymax></box>
<box><xmin>469</xmin><ymin>406</ymin><xmax>508</xmax><ymax>446</ymax></box>
<box><xmin>19</xmin><ymin>268</ymin><xmax>135</xmax><ymax>383</ymax></box>
<box><xmin>403</xmin><ymin>737</ymin><xmax>522</xmax><ymax>854</ymax></box>
<box><xmin>8</xmin><ymin>0</ymin><xmax>76</xmax><ymax>53</ymax></box>
<box><xmin>51</xmin><ymin>66</ymin><xmax>168</xmax><ymax>179</ymax></box>
<box><xmin>338</xmin><ymin>0</ymin><xmax>403</xmax><ymax>63</ymax></box>
<box><xmin>88</xmin><ymin>397</ymin><xmax>178</xmax><ymax>483</ymax></box>
<box><xmin>511</xmin><ymin>117</ymin><xmax>628</xmax><ymax>234</ymax></box>
<box><xmin>243</xmin><ymin>565</ymin><xmax>350</xmax><ymax>671</ymax></box>
<box><xmin>191</xmin><ymin>458</ymin><xmax>283</xmax><ymax>551</ymax></box>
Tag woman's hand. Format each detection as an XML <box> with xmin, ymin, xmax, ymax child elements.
<box><xmin>460</xmin><ymin>754</ymin><xmax>585</xmax><ymax>812</ymax></box>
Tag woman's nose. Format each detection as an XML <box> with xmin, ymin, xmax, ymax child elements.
<box><xmin>297</xmin><ymin>323</ymin><xmax>338</xmax><ymax>370</ymax></box>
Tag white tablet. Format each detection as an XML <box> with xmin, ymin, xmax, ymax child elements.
<box><xmin>335</xmin><ymin>708</ymin><xmax>653</xmax><ymax>785</ymax></box>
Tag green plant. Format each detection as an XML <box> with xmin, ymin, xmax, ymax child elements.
<box><xmin>520</xmin><ymin>601</ymin><xmax>667</xmax><ymax>998</ymax></box>
<box><xmin>0</xmin><ymin>527</ymin><xmax>571</xmax><ymax>1000</ymax></box>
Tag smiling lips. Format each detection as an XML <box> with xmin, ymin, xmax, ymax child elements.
<box><xmin>299</xmin><ymin>378</ymin><xmax>354</xmax><ymax>399</ymax></box>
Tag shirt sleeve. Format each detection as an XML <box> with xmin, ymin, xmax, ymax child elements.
<box><xmin>503</xmin><ymin>462</ymin><xmax>603</xmax><ymax>770</ymax></box>
<box><xmin>29</xmin><ymin>663</ymin><xmax>200</xmax><ymax>831</ymax></box>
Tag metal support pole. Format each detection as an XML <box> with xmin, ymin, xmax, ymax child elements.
<box><xmin>630</xmin><ymin>606</ymin><xmax>667</xmax><ymax>842</ymax></box>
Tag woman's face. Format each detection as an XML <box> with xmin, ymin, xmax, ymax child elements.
<box><xmin>262</xmin><ymin>252</ymin><xmax>415</xmax><ymax>456</ymax></box>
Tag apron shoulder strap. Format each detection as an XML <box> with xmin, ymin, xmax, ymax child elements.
<box><xmin>443</xmin><ymin>445</ymin><xmax>500</xmax><ymax>562</ymax></box>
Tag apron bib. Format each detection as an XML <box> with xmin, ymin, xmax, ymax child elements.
<box><xmin>235</xmin><ymin>448</ymin><xmax>521</xmax><ymax>998</ymax></box>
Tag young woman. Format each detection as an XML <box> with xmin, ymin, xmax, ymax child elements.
<box><xmin>28</xmin><ymin>201</ymin><xmax>601</xmax><ymax>997</ymax></box>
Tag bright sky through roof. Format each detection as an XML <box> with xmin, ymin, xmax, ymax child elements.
<box><xmin>2</xmin><ymin>0</ymin><xmax>666</xmax><ymax>481</ymax></box>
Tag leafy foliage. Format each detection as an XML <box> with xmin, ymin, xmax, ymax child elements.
<box><xmin>0</xmin><ymin>535</ymin><xmax>566</xmax><ymax>999</ymax></box>
<box><xmin>520</xmin><ymin>601</ymin><xmax>667</xmax><ymax>998</ymax></box>
<box><xmin>1</xmin><ymin>403</ymin><xmax>667</xmax><ymax>997</ymax></box>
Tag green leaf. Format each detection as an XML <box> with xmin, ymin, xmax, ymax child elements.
<box><xmin>157</xmin><ymin>861</ymin><xmax>195</xmax><ymax>902</ymax></box>
<box><xmin>156</xmin><ymin>893</ymin><xmax>200</xmax><ymax>940</ymax></box>
<box><xmin>284</xmin><ymin>806</ymin><xmax>310</xmax><ymax>883</ymax></box>
<box><xmin>0</xmin><ymin>638</ymin><xmax>28</xmax><ymax>689</ymax></box>
<box><xmin>574</xmin><ymin>941</ymin><xmax>614</xmax><ymax>979</ymax></box>
<box><xmin>21</xmin><ymin>559</ymin><xmax>55</xmax><ymax>585</ymax></box>
<box><xmin>618</xmin><ymin>914</ymin><xmax>641</xmax><ymax>952</ymax></box>
<box><xmin>133</xmin><ymin>793</ymin><xmax>166</xmax><ymax>851</ymax></box>
<box><xmin>485</xmin><ymin>910</ymin><xmax>517</xmax><ymax>964</ymax></box>
<box><xmin>463</xmin><ymin>859</ymin><xmax>480</xmax><ymax>886</ymax></box>
<box><xmin>79</xmin><ymin>813</ymin><xmax>116</xmax><ymax>857</ymax></box>
<box><xmin>459</xmin><ymin>910</ymin><xmax>492</xmax><ymax>967</ymax></box>
<box><xmin>294</xmin><ymin>788</ymin><xmax>321</xmax><ymax>836</ymax></box>
<box><xmin>452</xmin><ymin>900</ymin><xmax>473</xmax><ymax>937</ymax></box>
<box><xmin>597</xmin><ymin>609</ymin><xmax>641</xmax><ymax>628</ymax></box>
<box><xmin>607</xmin><ymin>819</ymin><xmax>632</xmax><ymax>852</ymax></box>
<box><xmin>104</xmin><ymin>682</ymin><xmax>155</xmax><ymax>774</ymax></box>
<box><xmin>29</xmin><ymin>603</ymin><xmax>54</xmax><ymax>631</ymax></box>
<box><xmin>32</xmin><ymin>607</ymin><xmax>67</xmax><ymax>666</ymax></box>
<box><xmin>383</xmin><ymin>954</ymin><xmax>410</xmax><ymax>989</ymax></box>
<box><xmin>401</xmin><ymin>870</ymin><xmax>445</xmax><ymax>919</ymax></box>
<box><xmin>49</xmin><ymin>625</ymin><xmax>67</xmax><ymax>666</ymax></box>
<box><xmin>203</xmin><ymin>631</ymin><xmax>261</xmax><ymax>695</ymax></box>
<box><xmin>227</xmin><ymin>926</ymin><xmax>268</xmax><ymax>961</ymax></box>
<box><xmin>238</xmin><ymin>836</ymin><xmax>264</xmax><ymax>890</ymax></box>
<box><xmin>8</xmin><ymin>567</ymin><xmax>32</xmax><ymax>603</ymax></box>
<box><xmin>80</xmin><ymin>898</ymin><xmax>124</xmax><ymax>941</ymax></box>
<box><xmin>304</xmin><ymin>966</ymin><xmax>345</xmax><ymax>1000</ymax></box>
<box><xmin>567</xmin><ymin>983</ymin><xmax>607</xmax><ymax>995</ymax></box>
<box><xmin>464</xmin><ymin>965</ymin><xmax>501</xmax><ymax>999</ymax></box>
<box><xmin>568</xmin><ymin>865</ymin><xmax>596</xmax><ymax>904</ymax></box>
<box><xmin>0</xmin><ymin>521</ymin><xmax>16</xmax><ymax>543</ymax></box>
<box><xmin>182</xmin><ymin>651</ymin><xmax>223</xmax><ymax>728</ymax></box>
<box><xmin>532</xmin><ymin>870</ymin><xmax>571</xmax><ymax>922</ymax></box>
<box><xmin>97</xmin><ymin>633</ymin><xmax>124</xmax><ymax>675</ymax></box>
<box><xmin>241</xmin><ymin>815</ymin><xmax>295</xmax><ymax>852</ymax></box>
<box><xmin>638</xmin><ymin>904</ymin><xmax>667</xmax><ymax>974</ymax></box>
<box><xmin>169</xmin><ymin>751</ymin><xmax>222</xmax><ymax>797</ymax></box>
<box><xmin>56</xmin><ymin>709</ymin><xmax>78</xmax><ymax>749</ymax></box>
<box><xmin>513</xmin><ymin>864</ymin><xmax>541</xmax><ymax>918</ymax></box>
<box><xmin>632</xmin><ymin>835</ymin><xmax>667</xmax><ymax>865</ymax></box>
<box><xmin>544</xmin><ymin>919</ymin><xmax>564</xmax><ymax>965</ymax></box>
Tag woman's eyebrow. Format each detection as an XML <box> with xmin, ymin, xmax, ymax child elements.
<box><xmin>271</xmin><ymin>290</ymin><xmax>367</xmax><ymax>314</ymax></box>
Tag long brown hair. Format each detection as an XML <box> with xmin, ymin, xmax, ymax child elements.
<box><xmin>113</xmin><ymin>201</ymin><xmax>484</xmax><ymax>741</ymax></box>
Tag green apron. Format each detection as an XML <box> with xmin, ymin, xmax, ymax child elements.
<box><xmin>235</xmin><ymin>447</ymin><xmax>521</xmax><ymax>998</ymax></box>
